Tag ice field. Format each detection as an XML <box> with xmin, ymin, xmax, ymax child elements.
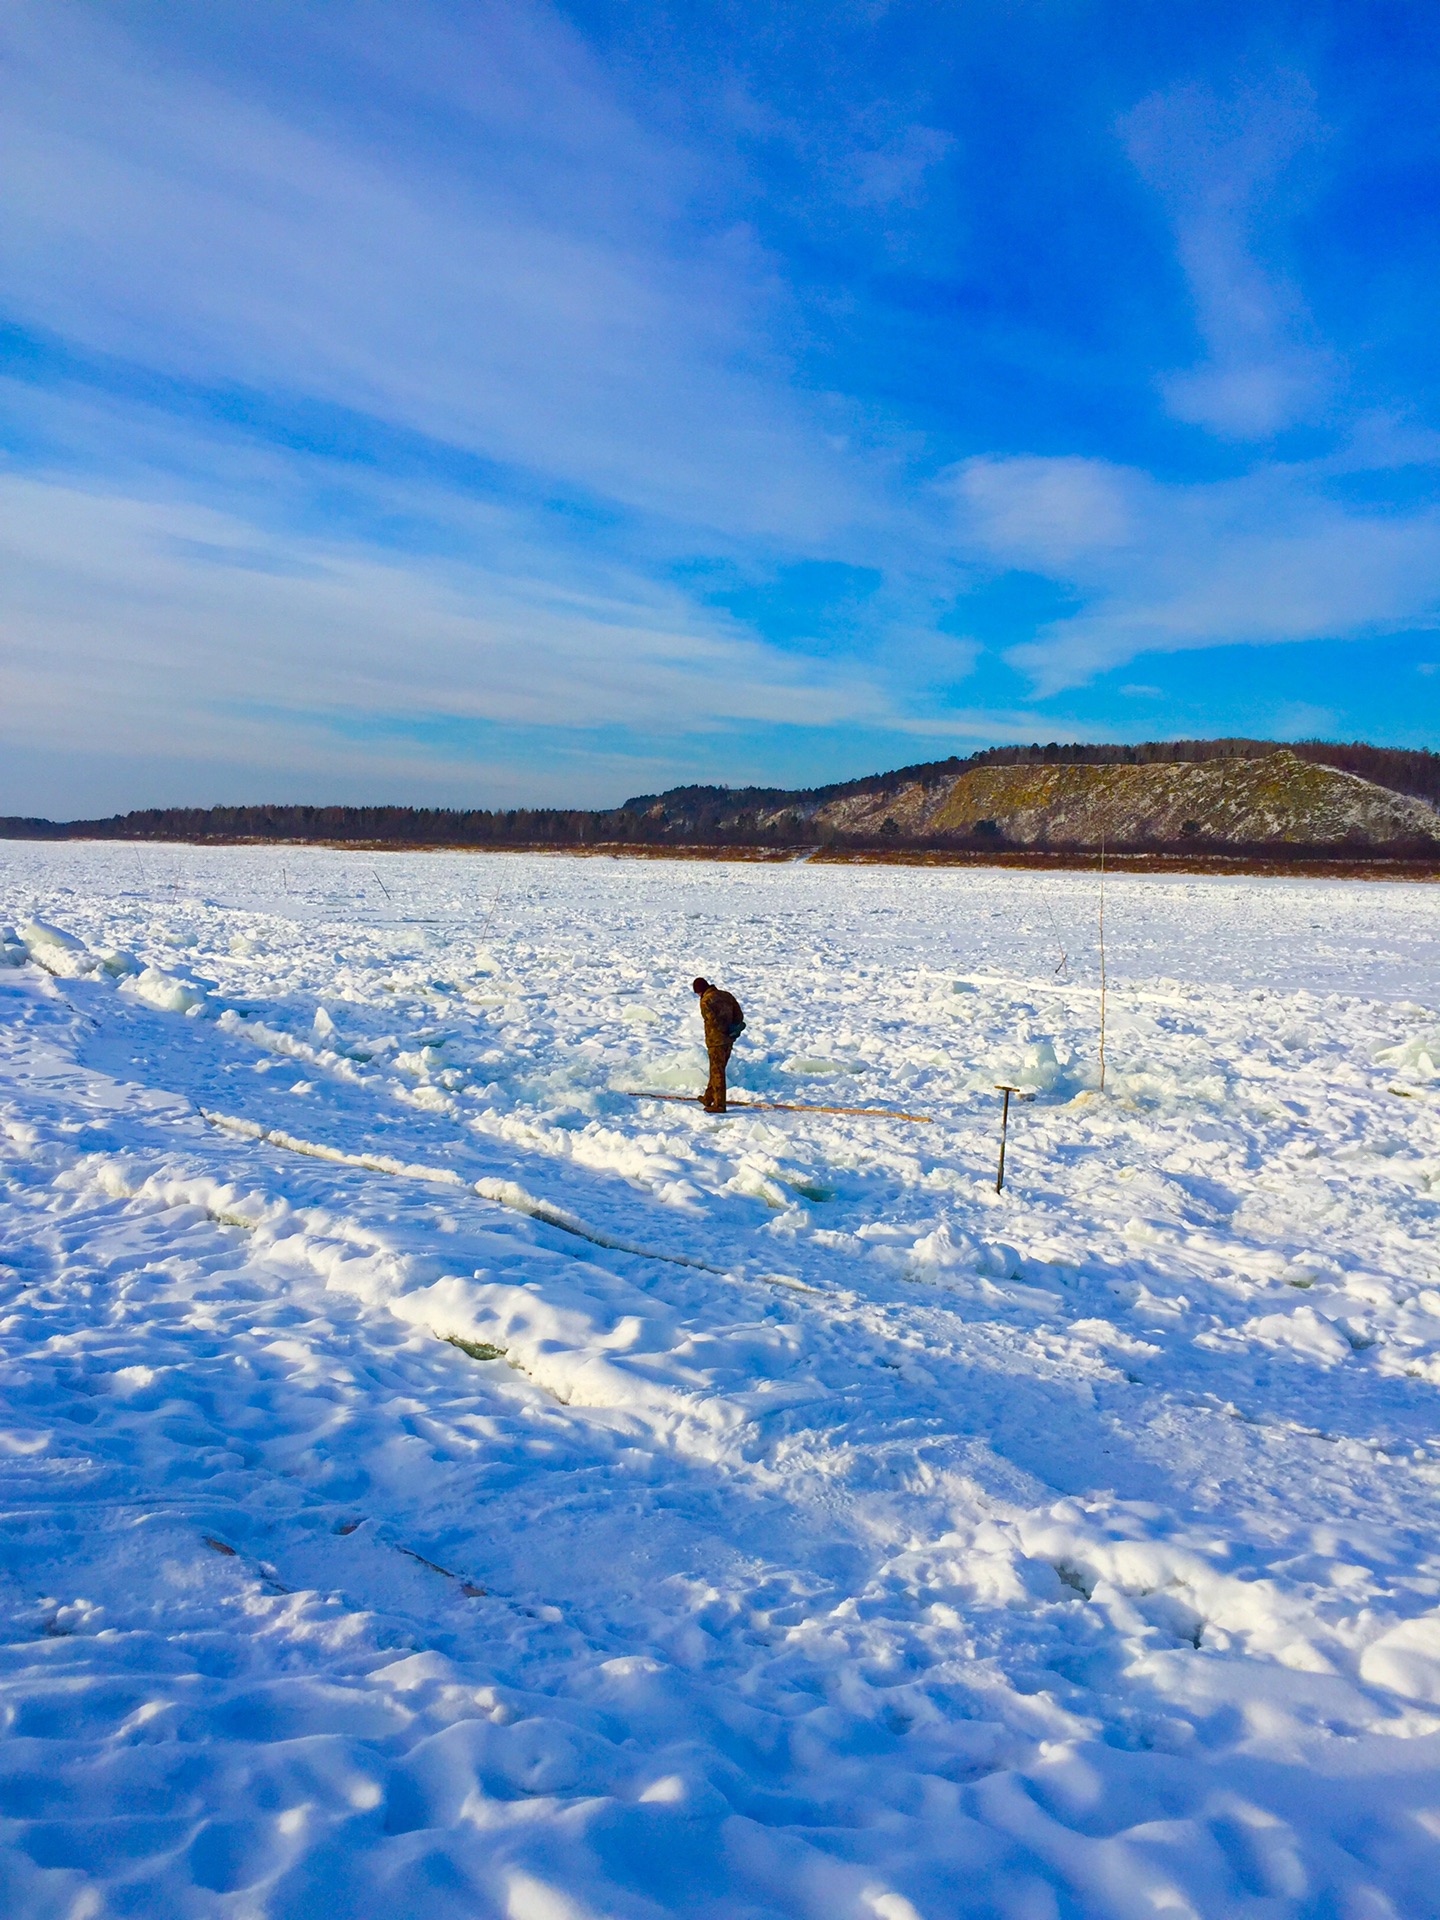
<box><xmin>1</xmin><ymin>839</ymin><xmax>1438</xmax><ymax>1919</ymax></box>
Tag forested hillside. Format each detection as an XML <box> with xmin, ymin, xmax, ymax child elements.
<box><xmin>3</xmin><ymin>738</ymin><xmax>1437</xmax><ymax>857</ymax></box>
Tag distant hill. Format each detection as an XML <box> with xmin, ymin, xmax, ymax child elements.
<box><xmin>3</xmin><ymin>737</ymin><xmax>1438</xmax><ymax>860</ymax></box>
<box><xmin>815</xmin><ymin>751</ymin><xmax>1440</xmax><ymax>849</ymax></box>
<box><xmin>618</xmin><ymin>740</ymin><xmax>1440</xmax><ymax>854</ymax></box>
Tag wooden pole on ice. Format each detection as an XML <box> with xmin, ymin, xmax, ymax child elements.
<box><xmin>994</xmin><ymin>1083</ymin><xmax>1018</xmax><ymax>1191</ymax></box>
<box><xmin>620</xmin><ymin>1090</ymin><xmax>932</xmax><ymax>1122</ymax></box>
<box><xmin>1105</xmin><ymin>833</ymin><xmax>1113</xmax><ymax>1090</ymax></box>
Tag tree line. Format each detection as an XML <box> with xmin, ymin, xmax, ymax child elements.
<box><xmin>2</xmin><ymin>737</ymin><xmax>1436</xmax><ymax>852</ymax></box>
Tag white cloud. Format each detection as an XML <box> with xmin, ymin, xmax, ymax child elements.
<box><xmin>951</xmin><ymin>452</ymin><xmax>1440</xmax><ymax>693</ymax></box>
<box><xmin>0</xmin><ymin>0</ymin><xmax>876</xmax><ymax>543</ymax></box>
<box><xmin>2</xmin><ymin>5</ymin><xmax>1427</xmax><ymax>809</ymax></box>
<box><xmin>0</xmin><ymin>472</ymin><xmax>893</xmax><ymax>776</ymax></box>
<box><xmin>1271</xmin><ymin>700</ymin><xmax>1337</xmax><ymax>739</ymax></box>
<box><xmin>841</xmin><ymin>123</ymin><xmax>954</xmax><ymax>210</ymax></box>
<box><xmin>950</xmin><ymin>456</ymin><xmax>1132</xmax><ymax>567</ymax></box>
<box><xmin>0</xmin><ymin>2</ymin><xmax>994</xmax><ymax>809</ymax></box>
<box><xmin>1124</xmin><ymin>73</ymin><xmax>1334</xmax><ymax>438</ymax></box>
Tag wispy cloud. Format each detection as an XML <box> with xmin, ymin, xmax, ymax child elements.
<box><xmin>1123</xmin><ymin>71</ymin><xmax>1335</xmax><ymax>439</ymax></box>
<box><xmin>0</xmin><ymin>468</ymin><xmax>897</xmax><ymax>757</ymax></box>
<box><xmin>954</xmin><ymin>457</ymin><xmax>1132</xmax><ymax>568</ymax></box>
<box><xmin>0</xmin><ymin>1</ymin><xmax>873</xmax><ymax>542</ymax></box>
<box><xmin>1</xmin><ymin>3</ymin><xmax>1436</xmax><ymax>810</ymax></box>
<box><xmin>0</xmin><ymin>0</ymin><xmax>960</xmax><ymax>809</ymax></box>
<box><xmin>951</xmin><ymin>453</ymin><xmax>1440</xmax><ymax>693</ymax></box>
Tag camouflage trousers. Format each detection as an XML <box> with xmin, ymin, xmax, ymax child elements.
<box><xmin>703</xmin><ymin>1032</ymin><xmax>735</xmax><ymax>1111</ymax></box>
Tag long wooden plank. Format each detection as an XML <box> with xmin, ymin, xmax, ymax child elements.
<box><xmin>618</xmin><ymin>1090</ymin><xmax>932</xmax><ymax>1122</ymax></box>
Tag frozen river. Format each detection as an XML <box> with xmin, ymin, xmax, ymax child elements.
<box><xmin>1</xmin><ymin>840</ymin><xmax>1438</xmax><ymax>1918</ymax></box>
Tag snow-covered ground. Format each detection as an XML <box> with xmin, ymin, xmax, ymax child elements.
<box><xmin>1</xmin><ymin>840</ymin><xmax>1438</xmax><ymax>1920</ymax></box>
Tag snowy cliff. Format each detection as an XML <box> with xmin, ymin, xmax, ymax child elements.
<box><xmin>812</xmin><ymin>750</ymin><xmax>1440</xmax><ymax>849</ymax></box>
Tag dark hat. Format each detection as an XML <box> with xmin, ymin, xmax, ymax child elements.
<box><xmin>691</xmin><ymin>976</ymin><xmax>710</xmax><ymax>994</ymax></box>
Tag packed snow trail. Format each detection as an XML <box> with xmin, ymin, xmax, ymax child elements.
<box><xmin>0</xmin><ymin>843</ymin><xmax>1438</xmax><ymax>1918</ymax></box>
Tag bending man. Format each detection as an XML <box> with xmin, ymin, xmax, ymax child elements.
<box><xmin>693</xmin><ymin>976</ymin><xmax>745</xmax><ymax>1113</ymax></box>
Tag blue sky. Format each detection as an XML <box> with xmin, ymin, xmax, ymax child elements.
<box><xmin>1</xmin><ymin>0</ymin><xmax>1437</xmax><ymax>814</ymax></box>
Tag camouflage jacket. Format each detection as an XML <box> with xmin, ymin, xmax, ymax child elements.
<box><xmin>700</xmin><ymin>986</ymin><xmax>745</xmax><ymax>1047</ymax></box>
